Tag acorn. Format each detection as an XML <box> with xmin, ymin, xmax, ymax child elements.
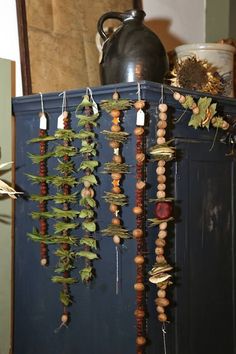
<box><xmin>155</xmin><ymin>297</ymin><xmax>170</xmax><ymax>307</ymax></box>
<box><xmin>156</xmin><ymin>305</ymin><xmax>165</xmax><ymax>313</ymax></box>
<box><xmin>112</xmin><ymin>217</ymin><xmax>121</xmax><ymax>225</ymax></box>
<box><xmin>159</xmin><ymin>112</ymin><xmax>167</xmax><ymax>120</ymax></box>
<box><xmin>109</xmin><ymin>204</ymin><xmax>118</xmax><ymax>213</ymax></box>
<box><xmin>61</xmin><ymin>313</ymin><xmax>68</xmax><ymax>324</ymax></box>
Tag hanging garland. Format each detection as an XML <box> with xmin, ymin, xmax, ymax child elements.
<box><xmin>27</xmin><ymin>103</ymin><xmax>55</xmax><ymax>266</ymax></box>
<box><xmin>133</xmin><ymin>97</ymin><xmax>147</xmax><ymax>352</ymax></box>
<box><xmin>75</xmin><ymin>93</ymin><xmax>99</xmax><ymax>282</ymax></box>
<box><xmin>148</xmin><ymin>99</ymin><xmax>175</xmax><ymax>330</ymax></box>
<box><xmin>100</xmin><ymin>91</ymin><xmax>132</xmax><ymax>294</ymax></box>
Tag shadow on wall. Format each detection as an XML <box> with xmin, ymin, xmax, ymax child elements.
<box><xmin>144</xmin><ymin>19</ymin><xmax>185</xmax><ymax>53</ymax></box>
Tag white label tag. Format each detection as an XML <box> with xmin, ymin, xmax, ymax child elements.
<box><xmin>57</xmin><ymin>113</ymin><xmax>64</xmax><ymax>129</ymax></box>
<box><xmin>136</xmin><ymin>109</ymin><xmax>145</xmax><ymax>126</ymax></box>
<box><xmin>39</xmin><ymin>113</ymin><xmax>47</xmax><ymax>130</ymax></box>
<box><xmin>92</xmin><ymin>100</ymin><xmax>98</xmax><ymax>114</ymax></box>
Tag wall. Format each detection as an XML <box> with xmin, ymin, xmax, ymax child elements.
<box><xmin>143</xmin><ymin>0</ymin><xmax>206</xmax><ymax>52</ymax></box>
<box><xmin>0</xmin><ymin>0</ymin><xmax>22</xmax><ymax>96</ymax></box>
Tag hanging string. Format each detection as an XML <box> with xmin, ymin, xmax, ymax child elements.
<box><xmin>54</xmin><ymin>320</ymin><xmax>68</xmax><ymax>334</ymax></box>
<box><xmin>136</xmin><ymin>82</ymin><xmax>141</xmax><ymax>101</ymax></box>
<box><xmin>39</xmin><ymin>92</ymin><xmax>44</xmax><ymax>114</ymax></box>
<box><xmin>115</xmin><ymin>245</ymin><xmax>119</xmax><ymax>295</ymax></box>
<box><xmin>159</xmin><ymin>84</ymin><xmax>164</xmax><ymax>104</ymax></box>
<box><xmin>58</xmin><ymin>91</ymin><xmax>67</xmax><ymax>114</ymax></box>
<box><xmin>39</xmin><ymin>92</ymin><xmax>47</xmax><ymax>130</ymax></box>
<box><xmin>162</xmin><ymin>322</ymin><xmax>167</xmax><ymax>354</ymax></box>
<box><xmin>86</xmin><ymin>87</ymin><xmax>98</xmax><ymax>114</ymax></box>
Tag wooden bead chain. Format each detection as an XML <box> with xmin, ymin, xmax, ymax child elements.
<box><xmin>38</xmin><ymin>116</ymin><xmax>49</xmax><ymax>266</ymax></box>
<box><xmin>149</xmin><ymin>102</ymin><xmax>173</xmax><ymax>325</ymax></box>
<box><xmin>133</xmin><ymin>99</ymin><xmax>147</xmax><ymax>352</ymax></box>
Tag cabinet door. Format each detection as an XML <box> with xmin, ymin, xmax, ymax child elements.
<box><xmin>174</xmin><ymin>138</ymin><xmax>236</xmax><ymax>354</ymax></box>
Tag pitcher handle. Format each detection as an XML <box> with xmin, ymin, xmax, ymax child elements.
<box><xmin>97</xmin><ymin>11</ymin><xmax>128</xmax><ymax>41</ymax></box>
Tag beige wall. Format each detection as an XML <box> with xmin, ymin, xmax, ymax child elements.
<box><xmin>26</xmin><ymin>0</ymin><xmax>133</xmax><ymax>93</ymax></box>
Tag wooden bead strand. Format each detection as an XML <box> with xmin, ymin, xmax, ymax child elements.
<box><xmin>133</xmin><ymin>98</ymin><xmax>147</xmax><ymax>353</ymax></box>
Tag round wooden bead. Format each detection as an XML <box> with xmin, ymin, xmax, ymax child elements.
<box><xmin>134</xmin><ymin>255</ymin><xmax>145</xmax><ymax>264</ymax></box>
<box><xmin>132</xmin><ymin>229</ymin><xmax>144</xmax><ymax>238</ymax></box>
<box><xmin>109</xmin><ymin>140</ymin><xmax>120</xmax><ymax>149</ymax></box>
<box><xmin>134</xmin><ymin>127</ymin><xmax>144</xmax><ymax>136</ymax></box>
<box><xmin>157</xmin><ymin>120</ymin><xmax>167</xmax><ymax>129</ymax></box>
<box><xmin>136</xmin><ymin>336</ymin><xmax>146</xmax><ymax>346</ymax></box>
<box><xmin>134</xmin><ymin>309</ymin><xmax>145</xmax><ymax>318</ymax></box>
<box><xmin>156</xmin><ymin>305</ymin><xmax>165</xmax><ymax>314</ymax></box>
<box><xmin>134</xmin><ymin>282</ymin><xmax>145</xmax><ymax>291</ymax></box>
<box><xmin>157</xmin><ymin>289</ymin><xmax>166</xmax><ymax>298</ymax></box>
<box><xmin>155</xmin><ymin>247</ymin><xmax>164</xmax><ymax>255</ymax></box>
<box><xmin>156</xmin><ymin>255</ymin><xmax>166</xmax><ymax>263</ymax></box>
<box><xmin>40</xmin><ymin>258</ymin><xmax>47</xmax><ymax>266</ymax></box>
<box><xmin>155</xmin><ymin>297</ymin><xmax>170</xmax><ymax>307</ymax></box>
<box><xmin>156</xmin><ymin>166</ymin><xmax>165</xmax><ymax>175</ymax></box>
<box><xmin>155</xmin><ymin>238</ymin><xmax>166</xmax><ymax>247</ymax></box>
<box><xmin>173</xmin><ymin>92</ymin><xmax>181</xmax><ymax>101</ymax></box>
<box><xmin>157</xmin><ymin>183</ymin><xmax>166</xmax><ymax>191</ymax></box>
<box><xmin>157</xmin><ymin>129</ymin><xmax>166</xmax><ymax>137</ymax></box>
<box><xmin>134</xmin><ymin>100</ymin><xmax>145</xmax><ymax>110</ymax></box>
<box><xmin>179</xmin><ymin>95</ymin><xmax>186</xmax><ymax>104</ymax></box>
<box><xmin>111</xmin><ymin>173</ymin><xmax>122</xmax><ymax>180</ymax></box>
<box><xmin>159</xmin><ymin>112</ymin><xmax>167</xmax><ymax>120</ymax></box>
<box><xmin>157</xmin><ymin>137</ymin><xmax>166</xmax><ymax>145</ymax></box>
<box><xmin>112</xmin><ymin>155</ymin><xmax>122</xmax><ymax>163</ymax></box>
<box><xmin>133</xmin><ymin>206</ymin><xmax>143</xmax><ymax>215</ymax></box>
<box><xmin>157</xmin><ymin>174</ymin><xmax>166</xmax><ymax>183</ymax></box>
<box><xmin>158</xmin><ymin>103</ymin><xmax>168</xmax><ymax>112</ymax></box>
<box><xmin>113</xmin><ymin>235</ymin><xmax>121</xmax><ymax>244</ymax></box>
<box><xmin>61</xmin><ymin>314</ymin><xmax>68</xmax><ymax>324</ymax></box>
<box><xmin>158</xmin><ymin>160</ymin><xmax>166</xmax><ymax>167</ymax></box>
<box><xmin>222</xmin><ymin>121</ymin><xmax>230</xmax><ymax>130</ymax></box>
<box><xmin>192</xmin><ymin>106</ymin><xmax>200</xmax><ymax>115</ymax></box>
<box><xmin>159</xmin><ymin>222</ymin><xmax>168</xmax><ymax>230</ymax></box>
<box><xmin>109</xmin><ymin>204</ymin><xmax>118</xmax><ymax>213</ymax></box>
<box><xmin>112</xmin><ymin>217</ymin><xmax>121</xmax><ymax>225</ymax></box>
<box><xmin>156</xmin><ymin>190</ymin><xmax>166</xmax><ymax>199</ymax></box>
<box><xmin>158</xmin><ymin>313</ymin><xmax>167</xmax><ymax>322</ymax></box>
<box><xmin>158</xmin><ymin>230</ymin><xmax>167</xmax><ymax>239</ymax></box>
<box><xmin>111</xmin><ymin>124</ymin><xmax>121</xmax><ymax>132</ymax></box>
<box><xmin>110</xmin><ymin>109</ymin><xmax>120</xmax><ymax>118</ymax></box>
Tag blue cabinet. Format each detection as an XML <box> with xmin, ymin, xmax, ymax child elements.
<box><xmin>12</xmin><ymin>81</ymin><xmax>236</xmax><ymax>354</ymax></box>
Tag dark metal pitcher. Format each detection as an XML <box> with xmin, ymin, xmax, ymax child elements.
<box><xmin>97</xmin><ymin>9</ymin><xmax>169</xmax><ymax>85</ymax></box>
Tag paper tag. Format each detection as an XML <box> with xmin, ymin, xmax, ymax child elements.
<box><xmin>136</xmin><ymin>109</ymin><xmax>145</xmax><ymax>126</ymax></box>
<box><xmin>92</xmin><ymin>100</ymin><xmax>98</xmax><ymax>114</ymax></box>
<box><xmin>114</xmin><ymin>148</ymin><xmax>119</xmax><ymax>155</ymax></box>
<box><xmin>39</xmin><ymin>113</ymin><xmax>47</xmax><ymax>130</ymax></box>
<box><xmin>57</xmin><ymin>113</ymin><xmax>64</xmax><ymax>129</ymax></box>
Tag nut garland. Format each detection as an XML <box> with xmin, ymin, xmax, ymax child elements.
<box><xmin>100</xmin><ymin>92</ymin><xmax>132</xmax><ymax>244</ymax></box>
<box><xmin>133</xmin><ymin>99</ymin><xmax>147</xmax><ymax>352</ymax></box>
<box><xmin>148</xmin><ymin>102</ymin><xmax>174</xmax><ymax>325</ymax></box>
<box><xmin>76</xmin><ymin>95</ymin><xmax>99</xmax><ymax>281</ymax></box>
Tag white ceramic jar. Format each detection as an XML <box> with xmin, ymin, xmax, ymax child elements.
<box><xmin>175</xmin><ymin>43</ymin><xmax>235</xmax><ymax>97</ymax></box>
